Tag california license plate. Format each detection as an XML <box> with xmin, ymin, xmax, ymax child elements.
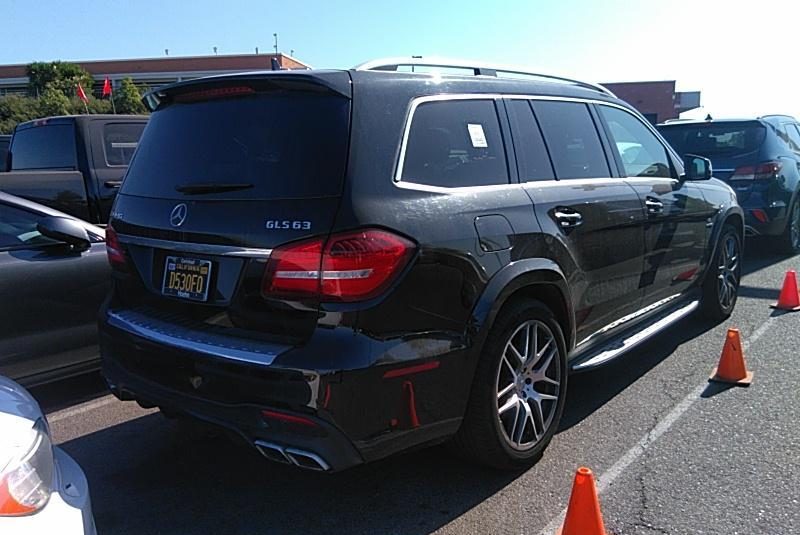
<box><xmin>162</xmin><ymin>256</ymin><xmax>212</xmax><ymax>302</ymax></box>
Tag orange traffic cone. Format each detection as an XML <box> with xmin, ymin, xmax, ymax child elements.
<box><xmin>709</xmin><ymin>328</ymin><xmax>753</xmax><ymax>386</ymax></box>
<box><xmin>557</xmin><ymin>467</ymin><xmax>607</xmax><ymax>535</ymax></box>
<box><xmin>771</xmin><ymin>270</ymin><xmax>800</xmax><ymax>311</ymax></box>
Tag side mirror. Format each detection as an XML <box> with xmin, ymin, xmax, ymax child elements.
<box><xmin>37</xmin><ymin>216</ymin><xmax>91</xmax><ymax>252</ymax></box>
<box><xmin>682</xmin><ymin>154</ymin><xmax>712</xmax><ymax>180</ymax></box>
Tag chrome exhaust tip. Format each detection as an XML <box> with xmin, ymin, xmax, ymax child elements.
<box><xmin>254</xmin><ymin>440</ymin><xmax>330</xmax><ymax>471</ymax></box>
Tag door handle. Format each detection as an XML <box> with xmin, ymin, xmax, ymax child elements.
<box><xmin>553</xmin><ymin>208</ymin><xmax>583</xmax><ymax>228</ymax></box>
<box><xmin>104</xmin><ymin>180</ymin><xmax>123</xmax><ymax>188</ymax></box>
<box><xmin>645</xmin><ymin>197</ymin><xmax>664</xmax><ymax>215</ymax></box>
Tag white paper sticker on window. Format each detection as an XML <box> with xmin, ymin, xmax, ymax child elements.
<box><xmin>467</xmin><ymin>123</ymin><xmax>488</xmax><ymax>148</ymax></box>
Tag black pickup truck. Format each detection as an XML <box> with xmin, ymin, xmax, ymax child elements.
<box><xmin>0</xmin><ymin>115</ymin><xmax>147</xmax><ymax>224</ymax></box>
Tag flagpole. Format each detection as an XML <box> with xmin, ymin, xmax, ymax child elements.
<box><xmin>110</xmin><ymin>90</ymin><xmax>116</xmax><ymax>114</ymax></box>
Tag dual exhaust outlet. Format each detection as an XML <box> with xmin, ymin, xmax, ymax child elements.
<box><xmin>254</xmin><ymin>440</ymin><xmax>331</xmax><ymax>471</ymax></box>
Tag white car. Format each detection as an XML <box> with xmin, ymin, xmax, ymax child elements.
<box><xmin>0</xmin><ymin>376</ymin><xmax>96</xmax><ymax>534</ymax></box>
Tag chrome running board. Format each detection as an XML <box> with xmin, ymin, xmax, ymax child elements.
<box><xmin>570</xmin><ymin>300</ymin><xmax>699</xmax><ymax>371</ymax></box>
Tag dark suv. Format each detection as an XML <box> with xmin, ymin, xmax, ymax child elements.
<box><xmin>100</xmin><ymin>58</ymin><xmax>743</xmax><ymax>471</ymax></box>
<box><xmin>658</xmin><ymin>116</ymin><xmax>800</xmax><ymax>252</ymax></box>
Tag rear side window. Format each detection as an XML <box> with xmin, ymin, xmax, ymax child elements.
<box><xmin>783</xmin><ymin>124</ymin><xmax>800</xmax><ymax>152</ymax></box>
<box><xmin>122</xmin><ymin>92</ymin><xmax>350</xmax><ymax>200</ymax></box>
<box><xmin>532</xmin><ymin>101</ymin><xmax>609</xmax><ymax>179</ymax></box>
<box><xmin>104</xmin><ymin>123</ymin><xmax>145</xmax><ymax>166</ymax></box>
<box><xmin>658</xmin><ymin>122</ymin><xmax>766</xmax><ymax>157</ymax></box>
<box><xmin>10</xmin><ymin>124</ymin><xmax>76</xmax><ymax>170</ymax></box>
<box><xmin>401</xmin><ymin>99</ymin><xmax>509</xmax><ymax>188</ymax></box>
<box><xmin>507</xmin><ymin>100</ymin><xmax>555</xmax><ymax>182</ymax></box>
<box><xmin>599</xmin><ymin>105</ymin><xmax>674</xmax><ymax>178</ymax></box>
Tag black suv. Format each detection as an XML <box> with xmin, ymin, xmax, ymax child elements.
<box><xmin>100</xmin><ymin>58</ymin><xmax>743</xmax><ymax>471</ymax></box>
<box><xmin>659</xmin><ymin>116</ymin><xmax>800</xmax><ymax>253</ymax></box>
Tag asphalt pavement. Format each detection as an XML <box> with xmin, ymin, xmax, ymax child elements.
<box><xmin>34</xmin><ymin>240</ymin><xmax>800</xmax><ymax>535</ymax></box>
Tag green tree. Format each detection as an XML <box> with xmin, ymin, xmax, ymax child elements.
<box><xmin>26</xmin><ymin>61</ymin><xmax>93</xmax><ymax>99</ymax></box>
<box><xmin>113</xmin><ymin>77</ymin><xmax>146</xmax><ymax>114</ymax></box>
<box><xmin>0</xmin><ymin>95</ymin><xmax>41</xmax><ymax>134</ymax></box>
<box><xmin>39</xmin><ymin>85</ymin><xmax>71</xmax><ymax>116</ymax></box>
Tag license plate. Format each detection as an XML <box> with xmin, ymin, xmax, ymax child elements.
<box><xmin>162</xmin><ymin>256</ymin><xmax>212</xmax><ymax>302</ymax></box>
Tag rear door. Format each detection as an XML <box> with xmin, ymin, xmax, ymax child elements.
<box><xmin>110</xmin><ymin>74</ymin><xmax>353</xmax><ymax>343</ymax></box>
<box><xmin>0</xmin><ymin>201</ymin><xmax>108</xmax><ymax>383</ymax></box>
<box><xmin>511</xmin><ymin>98</ymin><xmax>646</xmax><ymax>342</ymax></box>
<box><xmin>597</xmin><ymin>104</ymin><xmax>709</xmax><ymax>306</ymax></box>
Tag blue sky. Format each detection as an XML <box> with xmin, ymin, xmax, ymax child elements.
<box><xmin>3</xmin><ymin>0</ymin><xmax>799</xmax><ymax>118</ymax></box>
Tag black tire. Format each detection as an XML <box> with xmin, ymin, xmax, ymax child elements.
<box><xmin>701</xmin><ymin>225</ymin><xmax>742</xmax><ymax>321</ymax></box>
<box><xmin>454</xmin><ymin>299</ymin><xmax>568</xmax><ymax>470</ymax></box>
<box><xmin>775</xmin><ymin>198</ymin><xmax>800</xmax><ymax>255</ymax></box>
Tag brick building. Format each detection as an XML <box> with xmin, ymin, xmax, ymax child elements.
<box><xmin>0</xmin><ymin>53</ymin><xmax>310</xmax><ymax>97</ymax></box>
<box><xmin>602</xmin><ymin>80</ymin><xmax>701</xmax><ymax>124</ymax></box>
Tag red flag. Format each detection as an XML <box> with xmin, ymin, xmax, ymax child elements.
<box><xmin>102</xmin><ymin>77</ymin><xmax>112</xmax><ymax>98</ymax></box>
<box><xmin>76</xmin><ymin>83</ymin><xmax>89</xmax><ymax>103</ymax></box>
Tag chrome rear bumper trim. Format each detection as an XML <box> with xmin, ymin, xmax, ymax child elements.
<box><xmin>107</xmin><ymin>309</ymin><xmax>285</xmax><ymax>366</ymax></box>
<box><xmin>117</xmin><ymin>233</ymin><xmax>272</xmax><ymax>258</ymax></box>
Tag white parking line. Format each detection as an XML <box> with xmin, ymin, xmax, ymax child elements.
<box><xmin>538</xmin><ymin>316</ymin><xmax>776</xmax><ymax>535</ymax></box>
<box><xmin>46</xmin><ymin>395</ymin><xmax>117</xmax><ymax>424</ymax></box>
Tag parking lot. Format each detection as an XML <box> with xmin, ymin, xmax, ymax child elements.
<box><xmin>31</xmin><ymin>240</ymin><xmax>798</xmax><ymax>535</ymax></box>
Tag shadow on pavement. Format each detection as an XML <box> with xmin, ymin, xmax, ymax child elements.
<box><xmin>61</xmin><ymin>413</ymin><xmax>519</xmax><ymax>535</ymax></box>
<box><xmin>31</xmin><ymin>371</ymin><xmax>107</xmax><ymax>413</ymax></box>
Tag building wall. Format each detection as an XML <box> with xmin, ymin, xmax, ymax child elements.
<box><xmin>603</xmin><ymin>80</ymin><xmax>678</xmax><ymax>124</ymax></box>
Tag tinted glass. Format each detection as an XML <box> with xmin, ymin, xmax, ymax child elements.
<box><xmin>0</xmin><ymin>203</ymin><xmax>57</xmax><ymax>249</ymax></box>
<box><xmin>784</xmin><ymin>124</ymin><xmax>800</xmax><ymax>152</ymax></box>
<box><xmin>122</xmin><ymin>93</ymin><xmax>350</xmax><ymax>200</ymax></box>
<box><xmin>0</xmin><ymin>138</ymin><xmax>9</xmax><ymax>172</ymax></box>
<box><xmin>599</xmin><ymin>105</ymin><xmax>673</xmax><ymax>178</ymax></box>
<box><xmin>401</xmin><ymin>100</ymin><xmax>509</xmax><ymax>187</ymax></box>
<box><xmin>104</xmin><ymin>123</ymin><xmax>146</xmax><ymax>166</ymax></box>
<box><xmin>508</xmin><ymin>100</ymin><xmax>554</xmax><ymax>181</ymax></box>
<box><xmin>10</xmin><ymin>124</ymin><xmax>76</xmax><ymax>170</ymax></box>
<box><xmin>658</xmin><ymin>122</ymin><xmax>766</xmax><ymax>157</ymax></box>
<box><xmin>532</xmin><ymin>101</ymin><xmax>609</xmax><ymax>179</ymax></box>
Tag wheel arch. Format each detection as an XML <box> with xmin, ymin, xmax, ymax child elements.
<box><xmin>470</xmin><ymin>259</ymin><xmax>574</xmax><ymax>353</ymax></box>
<box><xmin>701</xmin><ymin>206</ymin><xmax>745</xmax><ymax>284</ymax></box>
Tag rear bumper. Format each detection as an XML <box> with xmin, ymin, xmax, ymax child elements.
<box><xmin>99</xmin><ymin>307</ymin><xmax>468</xmax><ymax>471</ymax></box>
<box><xmin>734</xmin><ymin>182</ymin><xmax>793</xmax><ymax>237</ymax></box>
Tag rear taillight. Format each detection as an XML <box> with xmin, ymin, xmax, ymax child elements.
<box><xmin>731</xmin><ymin>161</ymin><xmax>782</xmax><ymax>180</ymax></box>
<box><xmin>262</xmin><ymin>229</ymin><xmax>415</xmax><ymax>302</ymax></box>
<box><xmin>105</xmin><ymin>225</ymin><xmax>128</xmax><ymax>270</ymax></box>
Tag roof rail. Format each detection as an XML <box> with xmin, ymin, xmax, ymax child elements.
<box><xmin>353</xmin><ymin>56</ymin><xmax>615</xmax><ymax>97</ymax></box>
<box><xmin>759</xmin><ymin>114</ymin><xmax>797</xmax><ymax>121</ymax></box>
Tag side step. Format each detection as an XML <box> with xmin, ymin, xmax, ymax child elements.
<box><xmin>570</xmin><ymin>300</ymin><xmax>699</xmax><ymax>372</ymax></box>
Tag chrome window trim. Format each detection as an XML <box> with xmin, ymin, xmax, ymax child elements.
<box><xmin>117</xmin><ymin>233</ymin><xmax>272</xmax><ymax>258</ymax></box>
<box><xmin>393</xmin><ymin>93</ymin><xmax>671</xmax><ymax>193</ymax></box>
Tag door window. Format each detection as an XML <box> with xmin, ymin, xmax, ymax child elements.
<box><xmin>784</xmin><ymin>124</ymin><xmax>800</xmax><ymax>153</ymax></box>
<box><xmin>0</xmin><ymin>203</ymin><xmax>58</xmax><ymax>250</ymax></box>
<box><xmin>531</xmin><ymin>101</ymin><xmax>610</xmax><ymax>179</ymax></box>
<box><xmin>507</xmin><ymin>99</ymin><xmax>555</xmax><ymax>182</ymax></box>
<box><xmin>10</xmin><ymin>124</ymin><xmax>77</xmax><ymax>170</ymax></box>
<box><xmin>401</xmin><ymin>99</ymin><xmax>509</xmax><ymax>187</ymax></box>
<box><xmin>599</xmin><ymin>105</ymin><xmax>674</xmax><ymax>178</ymax></box>
<box><xmin>103</xmin><ymin>123</ymin><xmax>146</xmax><ymax>166</ymax></box>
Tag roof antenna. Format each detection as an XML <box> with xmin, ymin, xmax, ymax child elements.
<box><xmin>705</xmin><ymin>113</ymin><xmax>713</xmax><ymax>121</ymax></box>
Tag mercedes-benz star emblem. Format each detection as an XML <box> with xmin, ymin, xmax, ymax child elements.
<box><xmin>170</xmin><ymin>203</ymin><xmax>188</xmax><ymax>227</ymax></box>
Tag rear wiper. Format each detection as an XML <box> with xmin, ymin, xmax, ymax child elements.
<box><xmin>175</xmin><ymin>183</ymin><xmax>254</xmax><ymax>195</ymax></box>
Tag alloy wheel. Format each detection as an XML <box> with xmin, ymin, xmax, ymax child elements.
<box><xmin>495</xmin><ymin>320</ymin><xmax>562</xmax><ymax>451</ymax></box>
<box><xmin>790</xmin><ymin>202</ymin><xmax>800</xmax><ymax>251</ymax></box>
<box><xmin>717</xmin><ymin>233</ymin><xmax>740</xmax><ymax>310</ymax></box>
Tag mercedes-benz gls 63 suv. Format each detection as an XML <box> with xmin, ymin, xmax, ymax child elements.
<box><xmin>99</xmin><ymin>58</ymin><xmax>743</xmax><ymax>471</ymax></box>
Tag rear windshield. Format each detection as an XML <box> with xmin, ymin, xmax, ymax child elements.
<box><xmin>658</xmin><ymin>122</ymin><xmax>766</xmax><ymax>157</ymax></box>
<box><xmin>121</xmin><ymin>92</ymin><xmax>350</xmax><ymax>200</ymax></box>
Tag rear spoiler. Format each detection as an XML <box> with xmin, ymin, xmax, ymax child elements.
<box><xmin>142</xmin><ymin>70</ymin><xmax>352</xmax><ymax>112</ymax></box>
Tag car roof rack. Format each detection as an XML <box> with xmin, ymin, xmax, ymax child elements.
<box><xmin>353</xmin><ymin>56</ymin><xmax>615</xmax><ymax>97</ymax></box>
<box><xmin>758</xmin><ymin>114</ymin><xmax>797</xmax><ymax>121</ymax></box>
